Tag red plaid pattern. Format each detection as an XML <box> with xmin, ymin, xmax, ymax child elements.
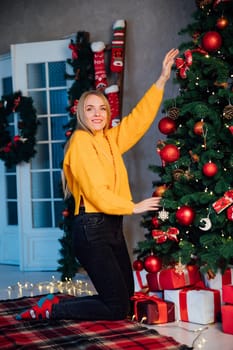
<box><xmin>0</xmin><ymin>294</ymin><xmax>190</xmax><ymax>349</ymax></box>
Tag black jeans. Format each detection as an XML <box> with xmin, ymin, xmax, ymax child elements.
<box><xmin>52</xmin><ymin>210</ymin><xmax>134</xmax><ymax>320</ymax></box>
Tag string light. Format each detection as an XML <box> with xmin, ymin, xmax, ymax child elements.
<box><xmin>3</xmin><ymin>276</ymin><xmax>94</xmax><ymax>300</ymax></box>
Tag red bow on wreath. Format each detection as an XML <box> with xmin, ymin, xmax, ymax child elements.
<box><xmin>69</xmin><ymin>42</ymin><xmax>78</xmax><ymax>60</ymax></box>
<box><xmin>175</xmin><ymin>49</ymin><xmax>192</xmax><ymax>79</ymax></box>
<box><xmin>70</xmin><ymin>99</ymin><xmax>79</xmax><ymax>115</ymax></box>
<box><xmin>152</xmin><ymin>227</ymin><xmax>179</xmax><ymax>244</ymax></box>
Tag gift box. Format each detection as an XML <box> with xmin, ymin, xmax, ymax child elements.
<box><xmin>221</xmin><ymin>305</ymin><xmax>233</xmax><ymax>334</ymax></box>
<box><xmin>164</xmin><ymin>287</ymin><xmax>221</xmax><ymax>324</ymax></box>
<box><xmin>222</xmin><ymin>284</ymin><xmax>233</xmax><ymax>304</ymax></box>
<box><xmin>147</xmin><ymin>265</ymin><xmax>201</xmax><ymax>291</ymax></box>
<box><xmin>204</xmin><ymin>267</ymin><xmax>233</xmax><ymax>302</ymax></box>
<box><xmin>133</xmin><ymin>269</ymin><xmax>148</xmax><ymax>292</ymax></box>
<box><xmin>131</xmin><ymin>293</ymin><xmax>175</xmax><ymax>324</ymax></box>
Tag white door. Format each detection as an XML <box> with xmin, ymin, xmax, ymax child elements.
<box><xmin>0</xmin><ymin>54</ymin><xmax>19</xmax><ymax>264</ymax></box>
<box><xmin>11</xmin><ymin>39</ymin><xmax>70</xmax><ymax>270</ymax></box>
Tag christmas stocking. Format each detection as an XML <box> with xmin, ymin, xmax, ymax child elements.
<box><xmin>15</xmin><ymin>294</ymin><xmax>59</xmax><ymax>320</ymax></box>
<box><xmin>91</xmin><ymin>41</ymin><xmax>108</xmax><ymax>90</ymax></box>
<box><xmin>105</xmin><ymin>84</ymin><xmax>120</xmax><ymax>127</ymax></box>
<box><xmin>110</xmin><ymin>19</ymin><xmax>126</xmax><ymax>73</ymax></box>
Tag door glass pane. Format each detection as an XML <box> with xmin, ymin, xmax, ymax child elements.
<box><xmin>52</xmin><ymin>143</ymin><xmax>64</xmax><ymax>168</ymax></box>
<box><xmin>31</xmin><ymin>172</ymin><xmax>51</xmax><ymax>198</ymax></box>
<box><xmin>7</xmin><ymin>202</ymin><xmax>18</xmax><ymax>225</ymax></box>
<box><xmin>53</xmin><ymin>171</ymin><xmax>62</xmax><ymax>198</ymax></box>
<box><xmin>6</xmin><ymin>175</ymin><xmax>17</xmax><ymax>199</ymax></box>
<box><xmin>3</xmin><ymin>76</ymin><xmax>13</xmax><ymax>94</ymax></box>
<box><xmin>28</xmin><ymin>91</ymin><xmax>47</xmax><ymax>114</ymax></box>
<box><xmin>27</xmin><ymin>63</ymin><xmax>46</xmax><ymax>89</ymax></box>
<box><xmin>48</xmin><ymin>61</ymin><xmax>66</xmax><ymax>87</ymax></box>
<box><xmin>3</xmin><ymin>77</ymin><xmax>18</xmax><ymax>227</ymax></box>
<box><xmin>50</xmin><ymin>89</ymin><xmax>67</xmax><ymax>114</ymax></box>
<box><xmin>51</xmin><ymin>116</ymin><xmax>68</xmax><ymax>140</ymax></box>
<box><xmin>32</xmin><ymin>201</ymin><xmax>52</xmax><ymax>228</ymax></box>
<box><xmin>36</xmin><ymin>117</ymin><xmax>49</xmax><ymax>141</ymax></box>
<box><xmin>54</xmin><ymin>201</ymin><xmax>64</xmax><ymax>227</ymax></box>
<box><xmin>31</xmin><ymin>144</ymin><xmax>50</xmax><ymax>169</ymax></box>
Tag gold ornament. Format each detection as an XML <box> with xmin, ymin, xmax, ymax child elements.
<box><xmin>174</xmin><ymin>257</ymin><xmax>186</xmax><ymax>275</ymax></box>
<box><xmin>195</xmin><ymin>0</ymin><xmax>213</xmax><ymax>8</ymax></box>
<box><xmin>168</xmin><ymin>107</ymin><xmax>179</xmax><ymax>120</ymax></box>
<box><xmin>223</xmin><ymin>105</ymin><xmax>233</xmax><ymax>120</ymax></box>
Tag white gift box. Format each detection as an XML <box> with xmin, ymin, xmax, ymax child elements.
<box><xmin>164</xmin><ymin>288</ymin><xmax>220</xmax><ymax>325</ymax></box>
<box><xmin>133</xmin><ymin>269</ymin><xmax>148</xmax><ymax>292</ymax></box>
<box><xmin>203</xmin><ymin>267</ymin><xmax>233</xmax><ymax>303</ymax></box>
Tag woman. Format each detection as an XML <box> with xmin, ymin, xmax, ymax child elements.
<box><xmin>16</xmin><ymin>48</ymin><xmax>178</xmax><ymax>321</ymax></box>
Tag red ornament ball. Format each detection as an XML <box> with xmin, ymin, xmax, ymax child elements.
<box><xmin>160</xmin><ymin>144</ymin><xmax>180</xmax><ymax>163</ymax></box>
<box><xmin>216</xmin><ymin>16</ymin><xmax>229</xmax><ymax>30</ymax></box>
<box><xmin>132</xmin><ymin>259</ymin><xmax>144</xmax><ymax>271</ymax></box>
<box><xmin>176</xmin><ymin>205</ymin><xmax>195</xmax><ymax>226</ymax></box>
<box><xmin>202</xmin><ymin>161</ymin><xmax>218</xmax><ymax>177</ymax></box>
<box><xmin>65</xmin><ymin>129</ymin><xmax>73</xmax><ymax>138</ymax></box>
<box><xmin>229</xmin><ymin>125</ymin><xmax>233</xmax><ymax>135</ymax></box>
<box><xmin>193</xmin><ymin>120</ymin><xmax>204</xmax><ymax>135</ymax></box>
<box><xmin>226</xmin><ymin>206</ymin><xmax>233</xmax><ymax>221</ymax></box>
<box><xmin>151</xmin><ymin>216</ymin><xmax>160</xmax><ymax>228</ymax></box>
<box><xmin>144</xmin><ymin>255</ymin><xmax>162</xmax><ymax>273</ymax></box>
<box><xmin>158</xmin><ymin>117</ymin><xmax>176</xmax><ymax>135</ymax></box>
<box><xmin>62</xmin><ymin>209</ymin><xmax>70</xmax><ymax>217</ymax></box>
<box><xmin>202</xmin><ymin>31</ymin><xmax>222</xmax><ymax>52</ymax></box>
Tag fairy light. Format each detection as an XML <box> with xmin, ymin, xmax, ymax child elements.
<box><xmin>0</xmin><ymin>276</ymin><xmax>94</xmax><ymax>300</ymax></box>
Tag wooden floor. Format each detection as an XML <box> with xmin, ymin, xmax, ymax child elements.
<box><xmin>0</xmin><ymin>264</ymin><xmax>232</xmax><ymax>349</ymax></box>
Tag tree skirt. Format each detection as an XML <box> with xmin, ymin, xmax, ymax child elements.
<box><xmin>0</xmin><ymin>294</ymin><xmax>191</xmax><ymax>350</ymax></box>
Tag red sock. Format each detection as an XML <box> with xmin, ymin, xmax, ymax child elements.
<box><xmin>16</xmin><ymin>294</ymin><xmax>59</xmax><ymax>320</ymax></box>
<box><xmin>110</xmin><ymin>20</ymin><xmax>126</xmax><ymax>73</ymax></box>
<box><xmin>91</xmin><ymin>41</ymin><xmax>108</xmax><ymax>90</ymax></box>
<box><xmin>105</xmin><ymin>84</ymin><xmax>120</xmax><ymax>127</ymax></box>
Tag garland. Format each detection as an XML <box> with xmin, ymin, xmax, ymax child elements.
<box><xmin>0</xmin><ymin>91</ymin><xmax>39</xmax><ymax>168</ymax></box>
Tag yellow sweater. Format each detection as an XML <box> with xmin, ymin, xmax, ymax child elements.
<box><xmin>63</xmin><ymin>84</ymin><xmax>164</xmax><ymax>215</ymax></box>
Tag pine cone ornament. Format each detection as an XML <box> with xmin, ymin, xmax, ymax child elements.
<box><xmin>173</xmin><ymin>169</ymin><xmax>184</xmax><ymax>181</ymax></box>
<box><xmin>223</xmin><ymin>105</ymin><xmax>233</xmax><ymax>120</ymax></box>
<box><xmin>168</xmin><ymin>107</ymin><xmax>179</xmax><ymax>120</ymax></box>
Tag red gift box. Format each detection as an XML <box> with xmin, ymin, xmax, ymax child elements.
<box><xmin>222</xmin><ymin>305</ymin><xmax>233</xmax><ymax>334</ymax></box>
<box><xmin>222</xmin><ymin>284</ymin><xmax>233</xmax><ymax>304</ymax></box>
<box><xmin>204</xmin><ymin>267</ymin><xmax>233</xmax><ymax>303</ymax></box>
<box><xmin>147</xmin><ymin>265</ymin><xmax>201</xmax><ymax>291</ymax></box>
<box><xmin>131</xmin><ymin>293</ymin><xmax>175</xmax><ymax>324</ymax></box>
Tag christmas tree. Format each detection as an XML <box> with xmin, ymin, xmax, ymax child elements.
<box><xmin>134</xmin><ymin>0</ymin><xmax>233</xmax><ymax>277</ymax></box>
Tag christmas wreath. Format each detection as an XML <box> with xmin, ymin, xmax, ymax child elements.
<box><xmin>0</xmin><ymin>91</ymin><xmax>39</xmax><ymax>168</ymax></box>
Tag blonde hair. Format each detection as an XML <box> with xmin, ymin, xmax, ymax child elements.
<box><xmin>62</xmin><ymin>90</ymin><xmax>111</xmax><ymax>199</ymax></box>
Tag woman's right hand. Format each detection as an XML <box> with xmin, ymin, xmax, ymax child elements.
<box><xmin>133</xmin><ymin>197</ymin><xmax>161</xmax><ymax>214</ymax></box>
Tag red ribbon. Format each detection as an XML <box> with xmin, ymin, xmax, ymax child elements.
<box><xmin>212</xmin><ymin>189</ymin><xmax>233</xmax><ymax>214</ymax></box>
<box><xmin>152</xmin><ymin>227</ymin><xmax>179</xmax><ymax>244</ymax></box>
<box><xmin>179</xmin><ymin>283</ymin><xmax>221</xmax><ymax>322</ymax></box>
<box><xmin>131</xmin><ymin>292</ymin><xmax>168</xmax><ymax>323</ymax></box>
<box><xmin>175</xmin><ymin>49</ymin><xmax>192</xmax><ymax>79</ymax></box>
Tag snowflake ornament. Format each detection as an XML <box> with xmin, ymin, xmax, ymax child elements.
<box><xmin>158</xmin><ymin>208</ymin><xmax>169</xmax><ymax>221</ymax></box>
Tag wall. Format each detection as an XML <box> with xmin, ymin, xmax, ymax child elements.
<box><xmin>0</xmin><ymin>0</ymin><xmax>196</xmax><ymax>261</ymax></box>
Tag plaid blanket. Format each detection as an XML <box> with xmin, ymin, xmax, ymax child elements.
<box><xmin>0</xmin><ymin>294</ymin><xmax>191</xmax><ymax>350</ymax></box>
